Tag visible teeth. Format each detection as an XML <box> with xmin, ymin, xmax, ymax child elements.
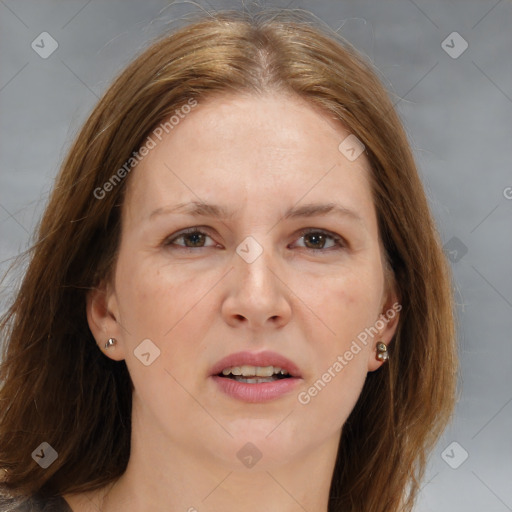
<box><xmin>235</xmin><ymin>377</ymin><xmax>277</xmax><ymax>383</ymax></box>
<box><xmin>221</xmin><ymin>365</ymin><xmax>289</xmax><ymax>377</ymax></box>
<box><xmin>254</xmin><ymin>365</ymin><xmax>272</xmax><ymax>377</ymax></box>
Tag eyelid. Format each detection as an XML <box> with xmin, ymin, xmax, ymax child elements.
<box><xmin>164</xmin><ymin>226</ymin><xmax>217</xmax><ymax>247</ymax></box>
<box><xmin>163</xmin><ymin>226</ymin><xmax>346</xmax><ymax>250</ymax></box>
<box><xmin>292</xmin><ymin>227</ymin><xmax>346</xmax><ymax>250</ymax></box>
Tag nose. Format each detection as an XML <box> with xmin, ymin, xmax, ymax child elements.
<box><xmin>221</xmin><ymin>244</ymin><xmax>292</xmax><ymax>331</ymax></box>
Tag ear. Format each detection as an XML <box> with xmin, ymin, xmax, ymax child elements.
<box><xmin>86</xmin><ymin>279</ymin><xmax>126</xmax><ymax>361</ymax></box>
<box><xmin>367</xmin><ymin>286</ymin><xmax>401</xmax><ymax>372</ymax></box>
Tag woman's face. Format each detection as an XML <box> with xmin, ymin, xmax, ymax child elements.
<box><xmin>89</xmin><ymin>92</ymin><xmax>399</xmax><ymax>472</ymax></box>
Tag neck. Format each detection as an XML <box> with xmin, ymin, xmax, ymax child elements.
<box><xmin>65</xmin><ymin>396</ymin><xmax>340</xmax><ymax>512</ymax></box>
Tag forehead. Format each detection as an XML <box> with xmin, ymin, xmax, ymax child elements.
<box><xmin>123</xmin><ymin>92</ymin><xmax>375</xmax><ymax>224</ymax></box>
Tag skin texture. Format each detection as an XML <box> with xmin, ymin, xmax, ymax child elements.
<box><xmin>66</xmin><ymin>92</ymin><xmax>399</xmax><ymax>512</ymax></box>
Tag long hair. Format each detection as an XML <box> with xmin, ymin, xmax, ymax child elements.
<box><xmin>0</xmin><ymin>9</ymin><xmax>457</xmax><ymax>511</ymax></box>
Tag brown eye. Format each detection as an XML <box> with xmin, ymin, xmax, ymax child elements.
<box><xmin>165</xmin><ymin>229</ymin><xmax>216</xmax><ymax>248</ymax></box>
<box><xmin>303</xmin><ymin>232</ymin><xmax>328</xmax><ymax>249</ymax></box>
<box><xmin>293</xmin><ymin>229</ymin><xmax>344</xmax><ymax>251</ymax></box>
<box><xmin>180</xmin><ymin>232</ymin><xmax>207</xmax><ymax>247</ymax></box>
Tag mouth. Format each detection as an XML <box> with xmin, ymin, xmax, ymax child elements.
<box><xmin>217</xmin><ymin>365</ymin><xmax>292</xmax><ymax>384</ymax></box>
<box><xmin>210</xmin><ymin>351</ymin><xmax>302</xmax><ymax>403</ymax></box>
<box><xmin>210</xmin><ymin>350</ymin><xmax>302</xmax><ymax>379</ymax></box>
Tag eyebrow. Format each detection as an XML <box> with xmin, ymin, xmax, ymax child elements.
<box><xmin>148</xmin><ymin>200</ymin><xmax>364</xmax><ymax>224</ymax></box>
<box><xmin>149</xmin><ymin>201</ymin><xmax>236</xmax><ymax>220</ymax></box>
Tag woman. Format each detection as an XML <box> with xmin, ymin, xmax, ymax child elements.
<box><xmin>0</xmin><ymin>8</ymin><xmax>457</xmax><ymax>512</ymax></box>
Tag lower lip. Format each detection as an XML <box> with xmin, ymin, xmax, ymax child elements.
<box><xmin>211</xmin><ymin>375</ymin><xmax>301</xmax><ymax>403</ymax></box>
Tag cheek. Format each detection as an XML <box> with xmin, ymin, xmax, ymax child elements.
<box><xmin>299</xmin><ymin>263</ymin><xmax>383</xmax><ymax>346</ymax></box>
<box><xmin>113</xmin><ymin>255</ymin><xmax>208</xmax><ymax>401</ymax></box>
<box><xmin>290</xmin><ymin>262</ymin><xmax>383</xmax><ymax>411</ymax></box>
<box><xmin>114</xmin><ymin>254</ymin><xmax>205</xmax><ymax>341</ymax></box>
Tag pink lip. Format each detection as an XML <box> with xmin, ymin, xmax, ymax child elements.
<box><xmin>210</xmin><ymin>350</ymin><xmax>302</xmax><ymax>378</ymax></box>
<box><xmin>210</xmin><ymin>350</ymin><xmax>303</xmax><ymax>403</ymax></box>
<box><xmin>211</xmin><ymin>375</ymin><xmax>301</xmax><ymax>403</ymax></box>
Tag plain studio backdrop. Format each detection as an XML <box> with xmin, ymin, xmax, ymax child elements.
<box><xmin>0</xmin><ymin>1</ymin><xmax>511</xmax><ymax>511</ymax></box>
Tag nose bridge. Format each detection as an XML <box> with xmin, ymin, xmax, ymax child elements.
<box><xmin>222</xmin><ymin>233</ymin><xmax>291</xmax><ymax>327</ymax></box>
<box><xmin>234</xmin><ymin>235</ymin><xmax>279</xmax><ymax>296</ymax></box>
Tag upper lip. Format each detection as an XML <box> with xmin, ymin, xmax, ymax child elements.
<box><xmin>210</xmin><ymin>350</ymin><xmax>302</xmax><ymax>378</ymax></box>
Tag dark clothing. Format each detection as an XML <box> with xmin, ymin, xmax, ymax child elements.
<box><xmin>0</xmin><ymin>494</ymin><xmax>72</xmax><ymax>511</ymax></box>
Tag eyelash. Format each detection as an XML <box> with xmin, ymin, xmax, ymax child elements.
<box><xmin>163</xmin><ymin>227</ymin><xmax>346</xmax><ymax>252</ymax></box>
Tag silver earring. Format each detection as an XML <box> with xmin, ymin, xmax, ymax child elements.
<box><xmin>105</xmin><ymin>338</ymin><xmax>117</xmax><ymax>349</ymax></box>
<box><xmin>376</xmin><ymin>341</ymin><xmax>389</xmax><ymax>361</ymax></box>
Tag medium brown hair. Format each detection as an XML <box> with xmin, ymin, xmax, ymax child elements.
<box><xmin>0</xmin><ymin>9</ymin><xmax>457</xmax><ymax>511</ymax></box>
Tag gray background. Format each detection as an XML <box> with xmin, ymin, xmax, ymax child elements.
<box><xmin>1</xmin><ymin>0</ymin><xmax>511</xmax><ymax>510</ymax></box>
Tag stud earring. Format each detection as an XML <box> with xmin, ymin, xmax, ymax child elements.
<box><xmin>376</xmin><ymin>341</ymin><xmax>389</xmax><ymax>361</ymax></box>
<box><xmin>104</xmin><ymin>338</ymin><xmax>117</xmax><ymax>349</ymax></box>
